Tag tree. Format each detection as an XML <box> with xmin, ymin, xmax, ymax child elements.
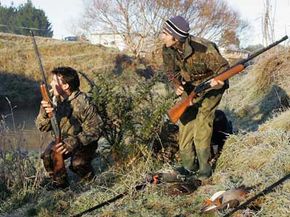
<box><xmin>219</xmin><ymin>29</ymin><xmax>240</xmax><ymax>48</ymax></box>
<box><xmin>0</xmin><ymin>4</ymin><xmax>17</xmax><ymax>33</ymax></box>
<box><xmin>262</xmin><ymin>0</ymin><xmax>275</xmax><ymax>45</ymax></box>
<box><xmin>80</xmin><ymin>0</ymin><xmax>246</xmax><ymax>57</ymax></box>
<box><xmin>0</xmin><ymin>0</ymin><xmax>53</xmax><ymax>37</ymax></box>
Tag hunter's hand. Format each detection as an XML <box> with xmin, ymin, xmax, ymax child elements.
<box><xmin>175</xmin><ymin>85</ymin><xmax>184</xmax><ymax>96</ymax></box>
<box><xmin>210</xmin><ymin>79</ymin><xmax>224</xmax><ymax>90</ymax></box>
<box><xmin>41</xmin><ymin>100</ymin><xmax>54</xmax><ymax>114</ymax></box>
<box><xmin>55</xmin><ymin>142</ymin><xmax>69</xmax><ymax>155</ymax></box>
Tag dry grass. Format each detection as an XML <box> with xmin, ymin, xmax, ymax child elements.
<box><xmin>0</xmin><ymin>33</ymin><xmax>290</xmax><ymax>217</ymax></box>
<box><xmin>69</xmin><ymin>159</ymin><xmax>217</xmax><ymax>217</ymax></box>
<box><xmin>259</xmin><ymin>109</ymin><xmax>290</xmax><ymax>132</ymax></box>
<box><xmin>219</xmin><ymin>46</ymin><xmax>290</xmax><ymax>131</ymax></box>
<box><xmin>0</xmin><ymin>32</ymin><xmax>119</xmax><ymax>82</ymax></box>
<box><xmin>214</xmin><ymin>123</ymin><xmax>290</xmax><ymax>216</ymax></box>
<box><xmin>251</xmin><ymin>47</ymin><xmax>290</xmax><ymax>95</ymax></box>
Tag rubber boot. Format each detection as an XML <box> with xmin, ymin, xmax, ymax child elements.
<box><xmin>196</xmin><ymin>147</ymin><xmax>212</xmax><ymax>180</ymax></box>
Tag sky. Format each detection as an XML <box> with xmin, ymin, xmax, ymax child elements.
<box><xmin>225</xmin><ymin>0</ymin><xmax>290</xmax><ymax>46</ymax></box>
<box><xmin>0</xmin><ymin>0</ymin><xmax>85</xmax><ymax>39</ymax></box>
<box><xmin>1</xmin><ymin>0</ymin><xmax>290</xmax><ymax>47</ymax></box>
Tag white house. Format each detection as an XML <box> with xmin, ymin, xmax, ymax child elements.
<box><xmin>88</xmin><ymin>32</ymin><xmax>127</xmax><ymax>51</ymax></box>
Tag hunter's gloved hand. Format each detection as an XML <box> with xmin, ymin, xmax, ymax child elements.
<box><xmin>209</xmin><ymin>78</ymin><xmax>224</xmax><ymax>90</ymax></box>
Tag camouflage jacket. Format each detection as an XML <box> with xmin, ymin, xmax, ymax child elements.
<box><xmin>35</xmin><ymin>90</ymin><xmax>103</xmax><ymax>152</ymax></box>
<box><xmin>162</xmin><ymin>35</ymin><xmax>229</xmax><ymax>87</ymax></box>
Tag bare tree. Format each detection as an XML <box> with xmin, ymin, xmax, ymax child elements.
<box><xmin>80</xmin><ymin>0</ymin><xmax>245</xmax><ymax>57</ymax></box>
<box><xmin>262</xmin><ymin>0</ymin><xmax>276</xmax><ymax>45</ymax></box>
<box><xmin>218</xmin><ymin>29</ymin><xmax>241</xmax><ymax>48</ymax></box>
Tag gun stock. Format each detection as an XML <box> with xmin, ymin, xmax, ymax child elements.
<box><xmin>40</xmin><ymin>84</ymin><xmax>52</xmax><ymax>118</ymax></box>
<box><xmin>30</xmin><ymin>30</ymin><xmax>66</xmax><ymax>179</ymax></box>
<box><xmin>52</xmin><ymin>135</ymin><xmax>65</xmax><ymax>177</ymax></box>
<box><xmin>167</xmin><ymin>92</ymin><xmax>197</xmax><ymax>124</ymax></box>
<box><xmin>167</xmin><ymin>36</ymin><xmax>288</xmax><ymax>123</ymax></box>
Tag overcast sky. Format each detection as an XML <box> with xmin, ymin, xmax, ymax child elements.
<box><xmin>1</xmin><ymin>0</ymin><xmax>85</xmax><ymax>39</ymax></box>
<box><xmin>1</xmin><ymin>0</ymin><xmax>289</xmax><ymax>46</ymax></box>
<box><xmin>226</xmin><ymin>0</ymin><xmax>290</xmax><ymax>46</ymax></box>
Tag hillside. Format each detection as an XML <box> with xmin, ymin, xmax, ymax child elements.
<box><xmin>219</xmin><ymin>46</ymin><xmax>290</xmax><ymax>131</ymax></box>
<box><xmin>0</xmin><ymin>32</ymin><xmax>121</xmax><ymax>107</ymax></box>
<box><xmin>0</xmin><ymin>33</ymin><xmax>289</xmax><ymax>217</ymax></box>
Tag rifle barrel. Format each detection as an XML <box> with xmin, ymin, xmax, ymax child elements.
<box><xmin>236</xmin><ymin>35</ymin><xmax>288</xmax><ymax>66</ymax></box>
<box><xmin>30</xmin><ymin>30</ymin><xmax>51</xmax><ymax>99</ymax></box>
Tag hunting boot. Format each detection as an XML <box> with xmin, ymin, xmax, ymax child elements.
<box><xmin>175</xmin><ymin>164</ymin><xmax>198</xmax><ymax>177</ymax></box>
<box><xmin>196</xmin><ymin>147</ymin><xmax>212</xmax><ymax>180</ymax></box>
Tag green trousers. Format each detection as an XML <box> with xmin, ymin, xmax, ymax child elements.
<box><xmin>178</xmin><ymin>87</ymin><xmax>225</xmax><ymax>176</ymax></box>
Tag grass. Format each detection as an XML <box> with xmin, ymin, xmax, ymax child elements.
<box><xmin>214</xmin><ymin>128</ymin><xmax>290</xmax><ymax>216</ymax></box>
<box><xmin>219</xmin><ymin>46</ymin><xmax>290</xmax><ymax>131</ymax></box>
<box><xmin>0</xmin><ymin>33</ymin><xmax>290</xmax><ymax>216</ymax></box>
<box><xmin>259</xmin><ymin>109</ymin><xmax>290</xmax><ymax>131</ymax></box>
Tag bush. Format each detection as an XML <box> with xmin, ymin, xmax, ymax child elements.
<box><xmin>91</xmin><ymin>69</ymin><xmax>174</xmax><ymax>163</ymax></box>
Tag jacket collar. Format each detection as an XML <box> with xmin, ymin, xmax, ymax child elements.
<box><xmin>67</xmin><ymin>90</ymin><xmax>81</xmax><ymax>102</ymax></box>
<box><xmin>183</xmin><ymin>36</ymin><xmax>194</xmax><ymax>59</ymax></box>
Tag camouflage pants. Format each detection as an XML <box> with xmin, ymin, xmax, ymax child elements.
<box><xmin>41</xmin><ymin>141</ymin><xmax>98</xmax><ymax>185</ymax></box>
<box><xmin>178</xmin><ymin>87</ymin><xmax>225</xmax><ymax>176</ymax></box>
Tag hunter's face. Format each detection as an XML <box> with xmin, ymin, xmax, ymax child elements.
<box><xmin>160</xmin><ymin>30</ymin><xmax>177</xmax><ymax>47</ymax></box>
<box><xmin>50</xmin><ymin>74</ymin><xmax>66</xmax><ymax>97</ymax></box>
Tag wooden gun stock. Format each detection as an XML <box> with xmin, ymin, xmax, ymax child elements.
<box><xmin>167</xmin><ymin>35</ymin><xmax>288</xmax><ymax>123</ymax></box>
<box><xmin>52</xmin><ymin>137</ymin><xmax>66</xmax><ymax>178</ymax></box>
<box><xmin>40</xmin><ymin>84</ymin><xmax>51</xmax><ymax>117</ymax></box>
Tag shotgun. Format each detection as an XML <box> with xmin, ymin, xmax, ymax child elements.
<box><xmin>30</xmin><ymin>30</ymin><xmax>67</xmax><ymax>180</ymax></box>
<box><xmin>167</xmin><ymin>35</ymin><xmax>288</xmax><ymax>124</ymax></box>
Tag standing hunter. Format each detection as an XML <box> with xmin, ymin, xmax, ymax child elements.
<box><xmin>36</xmin><ymin>66</ymin><xmax>103</xmax><ymax>188</ymax></box>
<box><xmin>160</xmin><ymin>16</ymin><xmax>229</xmax><ymax>180</ymax></box>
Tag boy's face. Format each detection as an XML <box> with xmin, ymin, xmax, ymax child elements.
<box><xmin>50</xmin><ymin>74</ymin><xmax>69</xmax><ymax>97</ymax></box>
<box><xmin>160</xmin><ymin>30</ymin><xmax>177</xmax><ymax>47</ymax></box>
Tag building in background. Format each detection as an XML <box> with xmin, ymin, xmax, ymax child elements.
<box><xmin>64</xmin><ymin>34</ymin><xmax>89</xmax><ymax>42</ymax></box>
<box><xmin>88</xmin><ymin>32</ymin><xmax>127</xmax><ymax>51</ymax></box>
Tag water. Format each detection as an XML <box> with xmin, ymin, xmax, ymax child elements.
<box><xmin>0</xmin><ymin>107</ymin><xmax>51</xmax><ymax>151</ymax></box>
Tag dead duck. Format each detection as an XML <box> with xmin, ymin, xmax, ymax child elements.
<box><xmin>200</xmin><ymin>188</ymin><xmax>250</xmax><ymax>213</ymax></box>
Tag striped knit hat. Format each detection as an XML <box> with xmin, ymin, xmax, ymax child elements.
<box><xmin>163</xmin><ymin>16</ymin><xmax>190</xmax><ymax>42</ymax></box>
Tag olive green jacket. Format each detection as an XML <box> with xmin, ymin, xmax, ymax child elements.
<box><xmin>162</xmin><ymin>36</ymin><xmax>229</xmax><ymax>87</ymax></box>
<box><xmin>35</xmin><ymin>90</ymin><xmax>103</xmax><ymax>152</ymax></box>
